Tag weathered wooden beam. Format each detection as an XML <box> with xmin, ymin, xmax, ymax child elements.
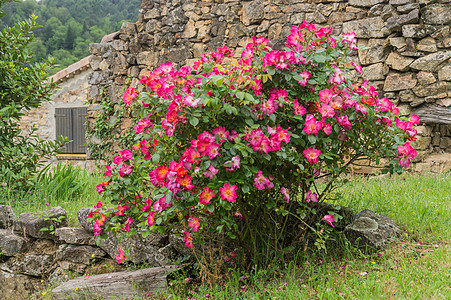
<box><xmin>412</xmin><ymin>104</ymin><xmax>451</xmax><ymax>125</ymax></box>
<box><xmin>52</xmin><ymin>265</ymin><xmax>175</xmax><ymax>299</ymax></box>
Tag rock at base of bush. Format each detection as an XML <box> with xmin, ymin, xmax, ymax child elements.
<box><xmin>344</xmin><ymin>209</ymin><xmax>401</xmax><ymax>252</ymax></box>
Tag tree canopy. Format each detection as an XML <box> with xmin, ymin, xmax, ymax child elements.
<box><xmin>0</xmin><ymin>0</ymin><xmax>141</xmax><ymax>73</ymax></box>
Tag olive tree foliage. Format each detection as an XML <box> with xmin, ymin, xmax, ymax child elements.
<box><xmin>0</xmin><ymin>0</ymin><xmax>67</xmax><ymax>189</ymax></box>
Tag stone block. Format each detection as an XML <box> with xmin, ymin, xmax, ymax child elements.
<box><xmin>343</xmin><ymin>17</ymin><xmax>389</xmax><ymax>38</ymax></box>
<box><xmin>358</xmin><ymin>39</ymin><xmax>389</xmax><ymax>65</ymax></box>
<box><xmin>361</xmin><ymin>63</ymin><xmax>389</xmax><ymax>81</ymax></box>
<box><xmin>389</xmin><ymin>37</ymin><xmax>406</xmax><ymax>49</ymax></box>
<box><xmin>56</xmin><ymin>244</ymin><xmax>106</xmax><ymax>265</ymax></box>
<box><xmin>397</xmin><ymin>3</ymin><xmax>419</xmax><ymax>13</ymax></box>
<box><xmin>386</xmin><ymin>8</ymin><xmax>419</xmax><ymax>31</ymax></box>
<box><xmin>136</xmin><ymin>51</ymin><xmax>159</xmax><ymax>67</ymax></box>
<box><xmin>402</xmin><ymin>24</ymin><xmax>436</xmax><ymax>38</ymax></box>
<box><xmin>0</xmin><ymin>205</ymin><xmax>16</xmax><ymax>230</ymax></box>
<box><xmin>386</xmin><ymin>52</ymin><xmax>413</xmax><ymax>71</ymax></box>
<box><xmin>416</xmin><ymin>71</ymin><xmax>436</xmax><ymax>86</ymax></box>
<box><xmin>55</xmin><ymin>227</ymin><xmax>96</xmax><ymax>246</ymax></box>
<box><xmin>242</xmin><ymin>0</ymin><xmax>264</xmax><ymax>25</ymax></box>
<box><xmin>19</xmin><ymin>207</ymin><xmax>67</xmax><ymax>240</ymax></box>
<box><xmin>413</xmin><ymin>81</ymin><xmax>451</xmax><ymax>97</ymax></box>
<box><xmin>438</xmin><ymin>65</ymin><xmax>451</xmax><ymax>81</ymax></box>
<box><xmin>22</xmin><ymin>254</ymin><xmax>54</xmax><ymax>276</ymax></box>
<box><xmin>417</xmin><ymin>37</ymin><xmax>437</xmax><ymax>53</ymax></box>
<box><xmin>412</xmin><ymin>136</ymin><xmax>432</xmax><ymax>150</ymax></box>
<box><xmin>421</xmin><ymin>4</ymin><xmax>451</xmax><ymax>25</ymax></box>
<box><xmin>384</xmin><ymin>72</ymin><xmax>417</xmax><ymax>91</ymax></box>
<box><xmin>389</xmin><ymin>0</ymin><xmax>412</xmax><ymax>6</ymax></box>
<box><xmin>349</xmin><ymin>0</ymin><xmax>385</xmax><ymax>7</ymax></box>
<box><xmin>416</xmin><ymin>125</ymin><xmax>433</xmax><ymax>136</ymax></box>
<box><xmin>410</xmin><ymin>51</ymin><xmax>451</xmax><ymax>72</ymax></box>
<box><xmin>0</xmin><ymin>229</ymin><xmax>27</xmax><ymax>256</ymax></box>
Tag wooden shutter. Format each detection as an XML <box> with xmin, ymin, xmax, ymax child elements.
<box><xmin>55</xmin><ymin>107</ymin><xmax>87</xmax><ymax>154</ymax></box>
<box><xmin>55</xmin><ymin>108</ymin><xmax>73</xmax><ymax>153</ymax></box>
<box><xmin>72</xmin><ymin>107</ymin><xmax>87</xmax><ymax>153</ymax></box>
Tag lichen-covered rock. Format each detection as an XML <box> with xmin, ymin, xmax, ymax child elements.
<box><xmin>19</xmin><ymin>206</ymin><xmax>67</xmax><ymax>240</ymax></box>
<box><xmin>438</xmin><ymin>65</ymin><xmax>451</xmax><ymax>82</ymax></box>
<box><xmin>386</xmin><ymin>52</ymin><xmax>413</xmax><ymax>71</ymax></box>
<box><xmin>22</xmin><ymin>254</ymin><xmax>54</xmax><ymax>276</ymax></box>
<box><xmin>242</xmin><ymin>0</ymin><xmax>264</xmax><ymax>25</ymax></box>
<box><xmin>386</xmin><ymin>8</ymin><xmax>419</xmax><ymax>31</ymax></box>
<box><xmin>402</xmin><ymin>24</ymin><xmax>436</xmax><ymax>38</ymax></box>
<box><xmin>358</xmin><ymin>39</ymin><xmax>390</xmax><ymax>65</ymax></box>
<box><xmin>413</xmin><ymin>81</ymin><xmax>451</xmax><ymax>98</ymax></box>
<box><xmin>0</xmin><ymin>205</ymin><xmax>16</xmax><ymax>230</ymax></box>
<box><xmin>56</xmin><ymin>244</ymin><xmax>106</xmax><ymax>265</ymax></box>
<box><xmin>343</xmin><ymin>17</ymin><xmax>389</xmax><ymax>38</ymax></box>
<box><xmin>410</xmin><ymin>51</ymin><xmax>451</xmax><ymax>72</ymax></box>
<box><xmin>0</xmin><ymin>230</ymin><xmax>27</xmax><ymax>256</ymax></box>
<box><xmin>422</xmin><ymin>4</ymin><xmax>451</xmax><ymax>25</ymax></box>
<box><xmin>384</xmin><ymin>72</ymin><xmax>417</xmax><ymax>91</ymax></box>
<box><xmin>0</xmin><ymin>271</ymin><xmax>43</xmax><ymax>299</ymax></box>
<box><xmin>344</xmin><ymin>209</ymin><xmax>401</xmax><ymax>252</ymax></box>
<box><xmin>55</xmin><ymin>227</ymin><xmax>96</xmax><ymax>246</ymax></box>
<box><xmin>362</xmin><ymin>63</ymin><xmax>389</xmax><ymax>81</ymax></box>
<box><xmin>77</xmin><ymin>207</ymin><xmax>95</xmax><ymax>232</ymax></box>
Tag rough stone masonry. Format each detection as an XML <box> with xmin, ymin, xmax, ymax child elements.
<box><xmin>87</xmin><ymin>0</ymin><xmax>451</xmax><ymax>167</ymax></box>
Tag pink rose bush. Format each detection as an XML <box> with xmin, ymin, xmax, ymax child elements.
<box><xmin>92</xmin><ymin>22</ymin><xmax>418</xmax><ymax>263</ymax></box>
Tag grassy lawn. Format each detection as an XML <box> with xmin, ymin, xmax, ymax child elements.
<box><xmin>2</xmin><ymin>167</ymin><xmax>450</xmax><ymax>299</ymax></box>
<box><xmin>158</xmin><ymin>172</ymin><xmax>451</xmax><ymax>299</ymax></box>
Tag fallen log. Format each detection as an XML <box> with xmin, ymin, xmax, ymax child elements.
<box><xmin>52</xmin><ymin>265</ymin><xmax>175</xmax><ymax>299</ymax></box>
<box><xmin>413</xmin><ymin>104</ymin><xmax>451</xmax><ymax>124</ymax></box>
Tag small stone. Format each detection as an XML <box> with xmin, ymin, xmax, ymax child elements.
<box><xmin>389</xmin><ymin>37</ymin><xmax>406</xmax><ymax>49</ymax></box>
<box><xmin>183</xmin><ymin>19</ymin><xmax>197</xmax><ymax>39</ymax></box>
<box><xmin>386</xmin><ymin>8</ymin><xmax>419</xmax><ymax>31</ymax></box>
<box><xmin>349</xmin><ymin>0</ymin><xmax>385</xmax><ymax>7</ymax></box>
<box><xmin>402</xmin><ymin>24</ymin><xmax>436</xmax><ymax>38</ymax></box>
<box><xmin>412</xmin><ymin>136</ymin><xmax>432</xmax><ymax>150</ymax></box>
<box><xmin>410</xmin><ymin>51</ymin><xmax>451</xmax><ymax>72</ymax></box>
<box><xmin>384</xmin><ymin>72</ymin><xmax>417</xmax><ymax>91</ymax></box>
<box><xmin>443</xmin><ymin>37</ymin><xmax>451</xmax><ymax>48</ymax></box>
<box><xmin>417</xmin><ymin>37</ymin><xmax>437</xmax><ymax>52</ymax></box>
<box><xmin>242</xmin><ymin>0</ymin><xmax>264</xmax><ymax>26</ymax></box>
<box><xmin>386</xmin><ymin>52</ymin><xmax>413</xmax><ymax>71</ymax></box>
<box><xmin>343</xmin><ymin>17</ymin><xmax>389</xmax><ymax>38</ymax></box>
<box><xmin>358</xmin><ymin>39</ymin><xmax>389</xmax><ymax>65</ymax></box>
<box><xmin>119</xmin><ymin>23</ymin><xmax>137</xmax><ymax>36</ymax></box>
<box><xmin>416</xmin><ymin>126</ymin><xmax>433</xmax><ymax>136</ymax></box>
<box><xmin>397</xmin><ymin>3</ymin><xmax>419</xmax><ymax>13</ymax></box>
<box><xmin>389</xmin><ymin>0</ymin><xmax>412</xmax><ymax>6</ymax></box>
<box><xmin>421</xmin><ymin>4</ymin><xmax>451</xmax><ymax>25</ymax></box>
<box><xmin>417</xmin><ymin>71</ymin><xmax>436</xmax><ymax>85</ymax></box>
<box><xmin>397</xmin><ymin>104</ymin><xmax>412</xmax><ymax>116</ymax></box>
<box><xmin>413</xmin><ymin>81</ymin><xmax>451</xmax><ymax>97</ymax></box>
<box><xmin>437</xmin><ymin>99</ymin><xmax>451</xmax><ymax>107</ymax></box>
<box><xmin>257</xmin><ymin>20</ymin><xmax>270</xmax><ymax>32</ymax></box>
<box><xmin>136</xmin><ymin>51</ymin><xmax>159</xmax><ymax>67</ymax></box>
<box><xmin>361</xmin><ymin>63</ymin><xmax>389</xmax><ymax>81</ymax></box>
<box><xmin>438</xmin><ymin>65</ymin><xmax>451</xmax><ymax>81</ymax></box>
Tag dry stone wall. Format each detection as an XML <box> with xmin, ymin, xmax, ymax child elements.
<box><xmin>87</xmin><ymin>0</ymin><xmax>451</xmax><ymax>164</ymax></box>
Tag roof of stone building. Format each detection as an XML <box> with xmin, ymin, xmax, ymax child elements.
<box><xmin>49</xmin><ymin>56</ymin><xmax>91</xmax><ymax>83</ymax></box>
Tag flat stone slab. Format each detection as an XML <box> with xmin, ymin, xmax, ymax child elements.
<box><xmin>0</xmin><ymin>205</ymin><xmax>16</xmax><ymax>230</ymax></box>
<box><xmin>52</xmin><ymin>265</ymin><xmax>175</xmax><ymax>299</ymax></box>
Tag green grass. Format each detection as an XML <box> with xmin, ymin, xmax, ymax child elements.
<box><xmin>0</xmin><ymin>162</ymin><xmax>104</xmax><ymax>227</ymax></box>
<box><xmin>155</xmin><ymin>172</ymin><xmax>451</xmax><ymax>300</ymax></box>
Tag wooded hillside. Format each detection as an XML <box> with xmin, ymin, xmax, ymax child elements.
<box><xmin>0</xmin><ymin>0</ymin><xmax>141</xmax><ymax>73</ymax></box>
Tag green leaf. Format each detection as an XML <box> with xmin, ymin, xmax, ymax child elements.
<box><xmin>245</xmin><ymin>93</ymin><xmax>256</xmax><ymax>103</ymax></box>
<box><xmin>236</xmin><ymin>91</ymin><xmax>245</xmax><ymax>100</ymax></box>
<box><xmin>242</xmin><ymin>184</ymin><xmax>250</xmax><ymax>194</ymax></box>
<box><xmin>156</xmin><ymin>217</ymin><xmax>162</xmax><ymax>225</ymax></box>
<box><xmin>190</xmin><ymin>117</ymin><xmax>199</xmax><ymax>127</ymax></box>
<box><xmin>267</xmin><ymin>68</ymin><xmax>275</xmax><ymax>76</ymax></box>
<box><xmin>307</xmin><ymin>135</ymin><xmax>317</xmax><ymax>144</ymax></box>
<box><xmin>152</xmin><ymin>153</ymin><xmax>160</xmax><ymax>164</ymax></box>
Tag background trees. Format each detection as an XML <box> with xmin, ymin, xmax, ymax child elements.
<box><xmin>0</xmin><ymin>0</ymin><xmax>141</xmax><ymax>73</ymax></box>
<box><xmin>0</xmin><ymin>0</ymin><xmax>66</xmax><ymax>188</ymax></box>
